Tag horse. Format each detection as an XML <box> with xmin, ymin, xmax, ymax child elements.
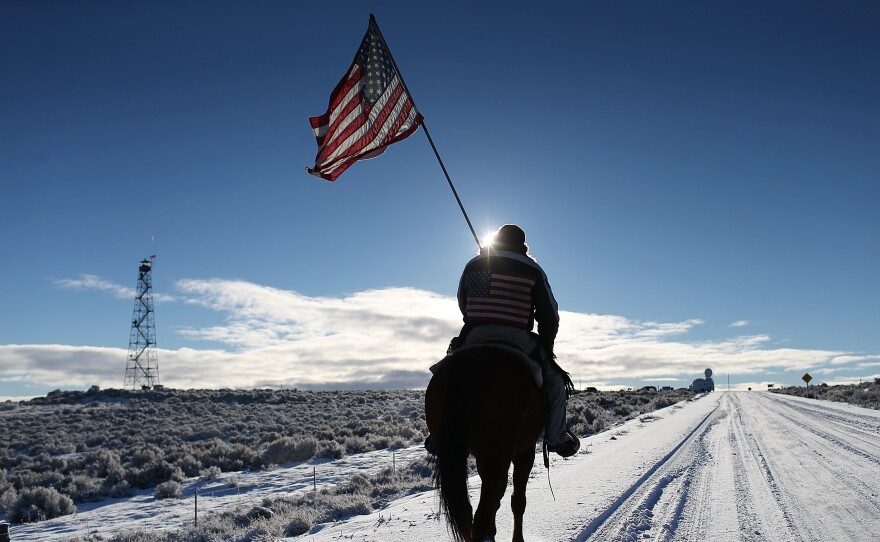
<box><xmin>425</xmin><ymin>344</ymin><xmax>546</xmax><ymax>542</ymax></box>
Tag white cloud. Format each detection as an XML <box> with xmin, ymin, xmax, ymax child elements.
<box><xmin>56</xmin><ymin>274</ymin><xmax>176</xmax><ymax>302</ymax></box>
<box><xmin>829</xmin><ymin>354</ymin><xmax>878</xmax><ymax>365</ymax></box>
<box><xmin>3</xmin><ymin>278</ymin><xmax>876</xmax><ymax>391</ymax></box>
<box><xmin>730</xmin><ymin>320</ymin><xmax>750</xmax><ymax>328</ymax></box>
<box><xmin>56</xmin><ymin>275</ymin><xmax>133</xmax><ymax>299</ymax></box>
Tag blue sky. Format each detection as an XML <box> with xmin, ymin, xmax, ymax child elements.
<box><xmin>2</xmin><ymin>1</ymin><xmax>878</xmax><ymax>399</ymax></box>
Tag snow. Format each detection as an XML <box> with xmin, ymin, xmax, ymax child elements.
<box><xmin>13</xmin><ymin>446</ymin><xmax>427</xmax><ymax>541</ymax></box>
<box><xmin>15</xmin><ymin>392</ymin><xmax>880</xmax><ymax>541</ymax></box>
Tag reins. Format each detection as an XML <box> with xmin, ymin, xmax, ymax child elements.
<box><xmin>542</xmin><ymin>441</ymin><xmax>557</xmax><ymax>501</ymax></box>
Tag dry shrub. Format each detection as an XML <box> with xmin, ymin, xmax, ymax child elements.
<box><xmin>154</xmin><ymin>480</ymin><xmax>181</xmax><ymax>500</ymax></box>
<box><xmin>262</xmin><ymin>436</ymin><xmax>318</xmax><ymax>465</ymax></box>
<box><xmin>9</xmin><ymin>486</ymin><xmax>76</xmax><ymax>523</ymax></box>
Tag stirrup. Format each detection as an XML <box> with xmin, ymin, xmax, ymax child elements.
<box><xmin>549</xmin><ymin>430</ymin><xmax>580</xmax><ymax>458</ymax></box>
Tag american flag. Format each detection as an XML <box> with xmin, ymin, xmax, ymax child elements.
<box><xmin>307</xmin><ymin>17</ymin><xmax>423</xmax><ymax>181</ymax></box>
<box><xmin>463</xmin><ymin>270</ymin><xmax>536</xmax><ymax>328</ymax></box>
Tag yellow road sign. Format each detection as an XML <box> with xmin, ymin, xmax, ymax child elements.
<box><xmin>802</xmin><ymin>373</ymin><xmax>813</xmax><ymax>384</ymax></box>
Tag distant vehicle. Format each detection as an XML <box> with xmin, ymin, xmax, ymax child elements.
<box><xmin>661</xmin><ymin>386</ymin><xmax>673</xmax><ymax>391</ymax></box>
<box><xmin>691</xmin><ymin>377</ymin><xmax>715</xmax><ymax>393</ymax></box>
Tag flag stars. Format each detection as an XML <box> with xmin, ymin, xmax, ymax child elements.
<box><xmin>356</xmin><ymin>29</ymin><xmax>399</xmax><ymax>104</ymax></box>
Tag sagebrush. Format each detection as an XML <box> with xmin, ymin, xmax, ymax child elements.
<box><xmin>0</xmin><ymin>385</ymin><xmax>695</xmax><ymax>528</ymax></box>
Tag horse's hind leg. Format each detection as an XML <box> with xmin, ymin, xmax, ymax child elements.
<box><xmin>510</xmin><ymin>450</ymin><xmax>536</xmax><ymax>542</ymax></box>
<box><xmin>472</xmin><ymin>455</ymin><xmax>510</xmax><ymax>542</ymax></box>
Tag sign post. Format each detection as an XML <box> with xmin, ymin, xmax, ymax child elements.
<box><xmin>802</xmin><ymin>373</ymin><xmax>812</xmax><ymax>387</ymax></box>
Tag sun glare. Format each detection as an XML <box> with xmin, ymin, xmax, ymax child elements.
<box><xmin>483</xmin><ymin>230</ymin><xmax>497</xmax><ymax>247</ymax></box>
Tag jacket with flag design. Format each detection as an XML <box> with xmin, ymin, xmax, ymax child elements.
<box><xmin>457</xmin><ymin>249</ymin><xmax>560</xmax><ymax>348</ymax></box>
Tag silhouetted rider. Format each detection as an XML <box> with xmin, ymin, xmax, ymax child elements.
<box><xmin>451</xmin><ymin>224</ymin><xmax>579</xmax><ymax>457</ymax></box>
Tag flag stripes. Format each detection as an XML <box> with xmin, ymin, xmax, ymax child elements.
<box><xmin>307</xmin><ymin>18</ymin><xmax>422</xmax><ymax>181</ymax></box>
<box><xmin>464</xmin><ymin>271</ymin><xmax>536</xmax><ymax>328</ymax></box>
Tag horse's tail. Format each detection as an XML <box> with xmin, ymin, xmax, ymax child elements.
<box><xmin>433</xmin><ymin>357</ymin><xmax>473</xmax><ymax>542</ymax></box>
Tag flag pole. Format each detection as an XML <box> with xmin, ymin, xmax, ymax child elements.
<box><xmin>369</xmin><ymin>14</ymin><xmax>482</xmax><ymax>251</ymax></box>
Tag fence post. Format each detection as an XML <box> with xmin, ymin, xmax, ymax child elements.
<box><xmin>194</xmin><ymin>488</ymin><xmax>198</xmax><ymax>528</ymax></box>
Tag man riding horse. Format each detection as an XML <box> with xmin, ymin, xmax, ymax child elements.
<box><xmin>429</xmin><ymin>224</ymin><xmax>580</xmax><ymax>458</ymax></box>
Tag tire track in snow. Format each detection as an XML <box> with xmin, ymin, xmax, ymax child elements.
<box><xmin>785</xmin><ymin>414</ymin><xmax>880</xmax><ymax>467</ymax></box>
<box><xmin>777</xmin><ymin>398</ymin><xmax>880</xmax><ymax>435</ymax></box>
<box><xmin>573</xmin><ymin>401</ymin><xmax>721</xmax><ymax>541</ymax></box>
<box><xmin>761</xmin><ymin>394</ymin><xmax>880</xmax><ymax>520</ymax></box>
<box><xmin>727</xmin><ymin>393</ymin><xmax>806</xmax><ymax>540</ymax></box>
<box><xmin>769</xmin><ymin>397</ymin><xmax>880</xmax><ymax>468</ymax></box>
<box><xmin>733</xmin><ymin>392</ymin><xmax>880</xmax><ymax>541</ymax></box>
<box><xmin>725</xmin><ymin>401</ymin><xmax>765</xmax><ymax>541</ymax></box>
<box><xmin>670</xmin><ymin>407</ymin><xmax>725</xmax><ymax>541</ymax></box>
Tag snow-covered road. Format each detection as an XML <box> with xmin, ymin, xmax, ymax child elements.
<box><xmin>578</xmin><ymin>391</ymin><xmax>880</xmax><ymax>542</ymax></box>
<box><xmin>18</xmin><ymin>391</ymin><xmax>880</xmax><ymax>541</ymax></box>
<box><xmin>302</xmin><ymin>392</ymin><xmax>880</xmax><ymax>541</ymax></box>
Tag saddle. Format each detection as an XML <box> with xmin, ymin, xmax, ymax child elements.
<box><xmin>429</xmin><ymin>341</ymin><xmax>544</xmax><ymax>389</ymax></box>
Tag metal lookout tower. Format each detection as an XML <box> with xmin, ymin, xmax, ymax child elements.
<box><xmin>124</xmin><ymin>257</ymin><xmax>159</xmax><ymax>389</ymax></box>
